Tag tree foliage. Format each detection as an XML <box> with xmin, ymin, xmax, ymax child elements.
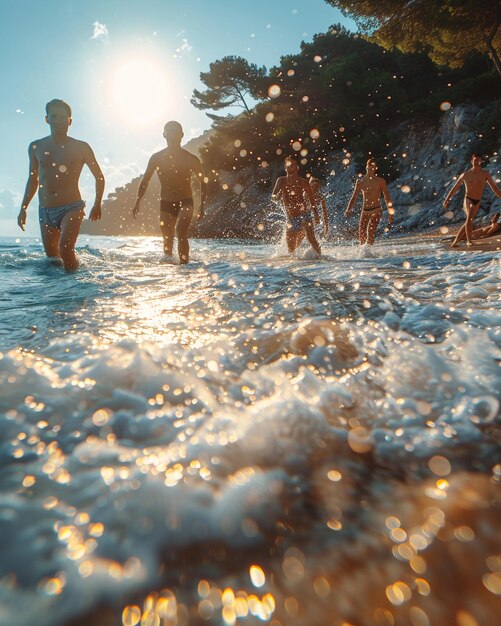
<box><xmin>191</xmin><ymin>56</ymin><xmax>267</xmax><ymax>115</ymax></box>
<box><xmin>197</xmin><ymin>26</ymin><xmax>500</xmax><ymax>186</ymax></box>
<box><xmin>324</xmin><ymin>0</ymin><xmax>501</xmax><ymax>74</ymax></box>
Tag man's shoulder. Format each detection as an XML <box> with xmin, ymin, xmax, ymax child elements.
<box><xmin>182</xmin><ymin>148</ymin><xmax>201</xmax><ymax>163</ymax></box>
<box><xmin>69</xmin><ymin>137</ymin><xmax>93</xmax><ymax>152</ymax></box>
<box><xmin>30</xmin><ymin>136</ymin><xmax>50</xmax><ymax>149</ymax></box>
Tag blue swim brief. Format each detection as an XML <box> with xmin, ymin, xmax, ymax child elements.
<box><xmin>39</xmin><ymin>200</ymin><xmax>85</xmax><ymax>229</ymax></box>
<box><xmin>287</xmin><ymin>212</ymin><xmax>312</xmax><ymax>234</ymax></box>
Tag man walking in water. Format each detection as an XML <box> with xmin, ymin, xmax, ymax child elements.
<box><xmin>344</xmin><ymin>158</ymin><xmax>394</xmax><ymax>246</ymax></box>
<box><xmin>443</xmin><ymin>154</ymin><xmax>501</xmax><ymax>247</ymax></box>
<box><xmin>271</xmin><ymin>156</ymin><xmax>321</xmax><ymax>257</ymax></box>
<box><xmin>17</xmin><ymin>99</ymin><xmax>104</xmax><ymax>271</ymax></box>
<box><xmin>133</xmin><ymin>121</ymin><xmax>206</xmax><ymax>264</ymax></box>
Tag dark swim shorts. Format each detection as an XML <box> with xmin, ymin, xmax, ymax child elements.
<box><xmin>160</xmin><ymin>198</ymin><xmax>194</xmax><ymax>218</ymax></box>
<box><xmin>39</xmin><ymin>200</ymin><xmax>86</xmax><ymax>229</ymax></box>
<box><xmin>287</xmin><ymin>212</ymin><xmax>312</xmax><ymax>234</ymax></box>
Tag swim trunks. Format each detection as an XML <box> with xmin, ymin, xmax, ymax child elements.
<box><xmin>39</xmin><ymin>200</ymin><xmax>85</xmax><ymax>229</ymax></box>
<box><xmin>363</xmin><ymin>205</ymin><xmax>382</xmax><ymax>213</ymax></box>
<box><xmin>465</xmin><ymin>196</ymin><xmax>481</xmax><ymax>205</ymax></box>
<box><xmin>287</xmin><ymin>212</ymin><xmax>312</xmax><ymax>233</ymax></box>
<box><xmin>160</xmin><ymin>198</ymin><xmax>194</xmax><ymax>218</ymax></box>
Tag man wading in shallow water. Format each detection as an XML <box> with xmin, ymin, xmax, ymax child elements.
<box><xmin>17</xmin><ymin>99</ymin><xmax>104</xmax><ymax>271</ymax></box>
<box><xmin>344</xmin><ymin>158</ymin><xmax>394</xmax><ymax>246</ymax></box>
<box><xmin>133</xmin><ymin>121</ymin><xmax>206</xmax><ymax>264</ymax></box>
<box><xmin>443</xmin><ymin>153</ymin><xmax>501</xmax><ymax>247</ymax></box>
<box><xmin>271</xmin><ymin>156</ymin><xmax>322</xmax><ymax>257</ymax></box>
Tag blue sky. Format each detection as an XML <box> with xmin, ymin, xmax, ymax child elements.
<box><xmin>0</xmin><ymin>0</ymin><xmax>353</xmax><ymax>235</ymax></box>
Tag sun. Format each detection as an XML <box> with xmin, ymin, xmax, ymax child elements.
<box><xmin>110</xmin><ymin>56</ymin><xmax>171</xmax><ymax>126</ymax></box>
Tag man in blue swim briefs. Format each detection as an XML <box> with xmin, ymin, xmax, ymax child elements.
<box><xmin>345</xmin><ymin>158</ymin><xmax>394</xmax><ymax>246</ymax></box>
<box><xmin>17</xmin><ymin>99</ymin><xmax>104</xmax><ymax>271</ymax></box>
<box><xmin>133</xmin><ymin>121</ymin><xmax>206</xmax><ymax>264</ymax></box>
<box><xmin>271</xmin><ymin>156</ymin><xmax>321</xmax><ymax>256</ymax></box>
<box><xmin>444</xmin><ymin>153</ymin><xmax>501</xmax><ymax>247</ymax></box>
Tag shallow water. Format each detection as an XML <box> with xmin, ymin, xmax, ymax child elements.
<box><xmin>1</xmin><ymin>235</ymin><xmax>500</xmax><ymax>626</ymax></box>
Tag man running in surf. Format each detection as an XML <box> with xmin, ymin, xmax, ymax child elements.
<box><xmin>133</xmin><ymin>121</ymin><xmax>206</xmax><ymax>264</ymax></box>
<box><xmin>17</xmin><ymin>99</ymin><xmax>104</xmax><ymax>271</ymax></box>
<box><xmin>443</xmin><ymin>153</ymin><xmax>501</xmax><ymax>247</ymax></box>
<box><xmin>344</xmin><ymin>158</ymin><xmax>394</xmax><ymax>246</ymax></box>
<box><xmin>271</xmin><ymin>156</ymin><xmax>321</xmax><ymax>256</ymax></box>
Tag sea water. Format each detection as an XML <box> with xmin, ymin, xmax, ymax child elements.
<box><xmin>0</xmin><ymin>235</ymin><xmax>500</xmax><ymax>626</ymax></box>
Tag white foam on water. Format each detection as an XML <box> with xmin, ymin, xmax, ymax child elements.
<box><xmin>0</xmin><ymin>235</ymin><xmax>500</xmax><ymax>626</ymax></box>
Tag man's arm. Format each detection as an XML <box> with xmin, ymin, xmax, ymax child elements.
<box><xmin>345</xmin><ymin>180</ymin><xmax>361</xmax><ymax>217</ymax></box>
<box><xmin>443</xmin><ymin>174</ymin><xmax>464</xmax><ymax>208</ymax></box>
<box><xmin>320</xmin><ymin>196</ymin><xmax>329</xmax><ymax>235</ymax></box>
<box><xmin>84</xmin><ymin>144</ymin><xmax>105</xmax><ymax>221</ymax></box>
<box><xmin>271</xmin><ymin>177</ymin><xmax>283</xmax><ymax>202</ymax></box>
<box><xmin>486</xmin><ymin>172</ymin><xmax>501</xmax><ymax>200</ymax></box>
<box><xmin>133</xmin><ymin>155</ymin><xmax>157</xmax><ymax>219</ymax></box>
<box><xmin>193</xmin><ymin>157</ymin><xmax>207</xmax><ymax>222</ymax></box>
<box><xmin>17</xmin><ymin>143</ymin><xmax>39</xmax><ymax>231</ymax></box>
<box><xmin>381</xmin><ymin>180</ymin><xmax>394</xmax><ymax>225</ymax></box>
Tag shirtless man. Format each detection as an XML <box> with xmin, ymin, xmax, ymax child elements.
<box><xmin>271</xmin><ymin>156</ymin><xmax>321</xmax><ymax>256</ymax></box>
<box><xmin>345</xmin><ymin>158</ymin><xmax>394</xmax><ymax>246</ymax></box>
<box><xmin>17</xmin><ymin>99</ymin><xmax>104</xmax><ymax>271</ymax></box>
<box><xmin>443</xmin><ymin>154</ymin><xmax>501</xmax><ymax>247</ymax></box>
<box><xmin>309</xmin><ymin>177</ymin><xmax>329</xmax><ymax>237</ymax></box>
<box><xmin>133</xmin><ymin>121</ymin><xmax>206</xmax><ymax>264</ymax></box>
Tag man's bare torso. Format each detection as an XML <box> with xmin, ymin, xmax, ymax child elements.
<box><xmin>153</xmin><ymin>147</ymin><xmax>202</xmax><ymax>201</ymax></box>
<box><xmin>33</xmin><ymin>136</ymin><xmax>88</xmax><ymax>207</ymax></box>
<box><xmin>359</xmin><ymin>175</ymin><xmax>384</xmax><ymax>209</ymax></box>
<box><xmin>276</xmin><ymin>176</ymin><xmax>310</xmax><ymax>218</ymax></box>
<box><xmin>462</xmin><ymin>168</ymin><xmax>489</xmax><ymax>201</ymax></box>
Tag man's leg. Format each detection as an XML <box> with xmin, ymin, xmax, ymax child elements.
<box><xmin>359</xmin><ymin>213</ymin><xmax>370</xmax><ymax>245</ymax></box>
<box><xmin>464</xmin><ymin>201</ymin><xmax>479</xmax><ymax>246</ymax></box>
<box><xmin>40</xmin><ymin>223</ymin><xmax>61</xmax><ymax>260</ymax></box>
<box><xmin>176</xmin><ymin>205</ymin><xmax>194</xmax><ymax>264</ymax></box>
<box><xmin>160</xmin><ymin>212</ymin><xmax>177</xmax><ymax>256</ymax></box>
<box><xmin>452</xmin><ymin>200</ymin><xmax>479</xmax><ymax>247</ymax></box>
<box><xmin>285</xmin><ymin>228</ymin><xmax>295</xmax><ymax>253</ymax></box>
<box><xmin>59</xmin><ymin>209</ymin><xmax>84</xmax><ymax>271</ymax></box>
<box><xmin>304</xmin><ymin>221</ymin><xmax>321</xmax><ymax>256</ymax></box>
<box><xmin>367</xmin><ymin>213</ymin><xmax>382</xmax><ymax>245</ymax></box>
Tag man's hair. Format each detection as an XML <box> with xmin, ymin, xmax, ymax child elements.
<box><xmin>164</xmin><ymin>120</ymin><xmax>183</xmax><ymax>134</ymax></box>
<box><xmin>284</xmin><ymin>155</ymin><xmax>296</xmax><ymax>164</ymax></box>
<box><xmin>366</xmin><ymin>158</ymin><xmax>376</xmax><ymax>167</ymax></box>
<box><xmin>471</xmin><ymin>153</ymin><xmax>482</xmax><ymax>160</ymax></box>
<box><xmin>45</xmin><ymin>99</ymin><xmax>72</xmax><ymax>117</ymax></box>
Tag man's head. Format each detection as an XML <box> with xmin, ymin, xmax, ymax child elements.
<box><xmin>284</xmin><ymin>156</ymin><xmax>298</xmax><ymax>175</ymax></box>
<box><xmin>366</xmin><ymin>158</ymin><xmax>377</xmax><ymax>175</ymax></box>
<box><xmin>471</xmin><ymin>153</ymin><xmax>483</xmax><ymax>167</ymax></box>
<box><xmin>163</xmin><ymin>121</ymin><xmax>183</xmax><ymax>146</ymax></box>
<box><xmin>45</xmin><ymin>99</ymin><xmax>72</xmax><ymax>131</ymax></box>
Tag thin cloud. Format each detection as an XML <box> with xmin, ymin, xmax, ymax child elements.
<box><xmin>91</xmin><ymin>21</ymin><xmax>109</xmax><ymax>41</ymax></box>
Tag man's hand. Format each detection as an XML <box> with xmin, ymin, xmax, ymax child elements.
<box><xmin>344</xmin><ymin>208</ymin><xmax>351</xmax><ymax>218</ymax></box>
<box><xmin>197</xmin><ymin>209</ymin><xmax>205</xmax><ymax>223</ymax></box>
<box><xmin>324</xmin><ymin>224</ymin><xmax>329</xmax><ymax>237</ymax></box>
<box><xmin>132</xmin><ymin>202</ymin><xmax>140</xmax><ymax>219</ymax></box>
<box><xmin>443</xmin><ymin>199</ymin><xmax>450</xmax><ymax>210</ymax></box>
<box><xmin>89</xmin><ymin>205</ymin><xmax>102</xmax><ymax>221</ymax></box>
<box><xmin>17</xmin><ymin>208</ymin><xmax>27</xmax><ymax>231</ymax></box>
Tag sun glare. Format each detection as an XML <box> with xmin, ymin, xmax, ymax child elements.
<box><xmin>110</xmin><ymin>56</ymin><xmax>171</xmax><ymax>126</ymax></box>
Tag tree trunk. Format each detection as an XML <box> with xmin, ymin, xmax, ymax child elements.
<box><xmin>235</xmin><ymin>86</ymin><xmax>252</xmax><ymax>116</ymax></box>
<box><xmin>484</xmin><ymin>22</ymin><xmax>501</xmax><ymax>76</ymax></box>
